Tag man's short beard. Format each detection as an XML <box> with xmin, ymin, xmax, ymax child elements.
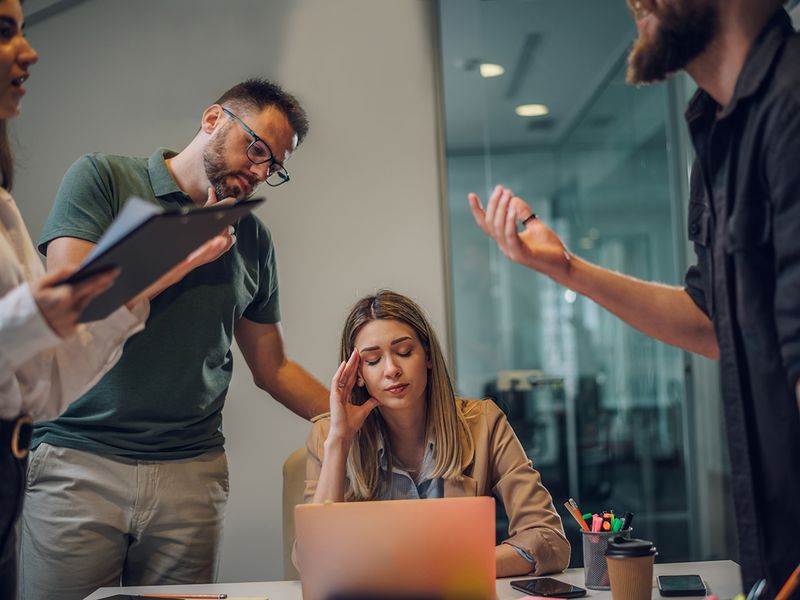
<box><xmin>203</xmin><ymin>125</ymin><xmax>250</xmax><ymax>200</ymax></box>
<box><xmin>627</xmin><ymin>2</ymin><xmax>718</xmax><ymax>85</ymax></box>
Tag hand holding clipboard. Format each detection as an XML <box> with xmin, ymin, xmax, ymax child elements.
<box><xmin>57</xmin><ymin>192</ymin><xmax>263</xmax><ymax>323</ymax></box>
<box><xmin>127</xmin><ymin>188</ymin><xmax>239</xmax><ymax>306</ymax></box>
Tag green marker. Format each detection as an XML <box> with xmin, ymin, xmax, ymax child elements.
<box><xmin>612</xmin><ymin>518</ymin><xmax>622</xmax><ymax>532</ymax></box>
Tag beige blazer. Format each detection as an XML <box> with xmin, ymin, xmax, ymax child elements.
<box><xmin>303</xmin><ymin>398</ymin><xmax>571</xmax><ymax>575</ymax></box>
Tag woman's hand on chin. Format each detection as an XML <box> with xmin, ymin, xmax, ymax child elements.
<box><xmin>326</xmin><ymin>349</ymin><xmax>379</xmax><ymax>449</ymax></box>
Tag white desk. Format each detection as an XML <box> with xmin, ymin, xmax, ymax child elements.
<box><xmin>85</xmin><ymin>560</ymin><xmax>742</xmax><ymax>600</ymax></box>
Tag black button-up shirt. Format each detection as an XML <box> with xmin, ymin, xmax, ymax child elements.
<box><xmin>683</xmin><ymin>9</ymin><xmax>800</xmax><ymax>594</ymax></box>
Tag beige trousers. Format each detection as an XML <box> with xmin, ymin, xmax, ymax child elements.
<box><xmin>19</xmin><ymin>443</ymin><xmax>229</xmax><ymax>600</ymax></box>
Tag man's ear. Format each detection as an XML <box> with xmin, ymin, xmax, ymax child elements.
<box><xmin>201</xmin><ymin>104</ymin><xmax>224</xmax><ymax>135</ymax></box>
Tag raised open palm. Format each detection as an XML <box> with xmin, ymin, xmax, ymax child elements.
<box><xmin>468</xmin><ymin>185</ymin><xmax>572</xmax><ymax>281</ymax></box>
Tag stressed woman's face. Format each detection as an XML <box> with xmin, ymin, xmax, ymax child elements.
<box><xmin>354</xmin><ymin>319</ymin><xmax>431</xmax><ymax>412</ymax></box>
<box><xmin>0</xmin><ymin>0</ymin><xmax>37</xmax><ymax>121</ymax></box>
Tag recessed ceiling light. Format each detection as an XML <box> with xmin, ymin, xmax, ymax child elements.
<box><xmin>515</xmin><ymin>103</ymin><xmax>550</xmax><ymax>117</ymax></box>
<box><xmin>479</xmin><ymin>63</ymin><xmax>505</xmax><ymax>78</ymax></box>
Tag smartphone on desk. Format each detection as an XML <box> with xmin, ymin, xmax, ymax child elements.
<box><xmin>657</xmin><ymin>574</ymin><xmax>706</xmax><ymax>596</ymax></box>
<box><xmin>510</xmin><ymin>577</ymin><xmax>587</xmax><ymax>598</ymax></box>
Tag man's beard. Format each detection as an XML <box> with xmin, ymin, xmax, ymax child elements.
<box><xmin>627</xmin><ymin>1</ymin><xmax>718</xmax><ymax>85</ymax></box>
<box><xmin>203</xmin><ymin>126</ymin><xmax>258</xmax><ymax>200</ymax></box>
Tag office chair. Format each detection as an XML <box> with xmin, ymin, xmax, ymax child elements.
<box><xmin>282</xmin><ymin>446</ymin><xmax>307</xmax><ymax>580</ymax></box>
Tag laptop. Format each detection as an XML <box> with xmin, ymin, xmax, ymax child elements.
<box><xmin>294</xmin><ymin>496</ymin><xmax>496</xmax><ymax>600</ymax></box>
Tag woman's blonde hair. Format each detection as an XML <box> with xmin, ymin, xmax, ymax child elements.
<box><xmin>340</xmin><ymin>290</ymin><xmax>474</xmax><ymax>501</ymax></box>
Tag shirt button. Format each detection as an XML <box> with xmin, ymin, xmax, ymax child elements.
<box><xmin>690</xmin><ymin>223</ymin><xmax>700</xmax><ymax>236</ymax></box>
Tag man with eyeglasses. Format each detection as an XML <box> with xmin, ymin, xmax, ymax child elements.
<box><xmin>19</xmin><ymin>79</ymin><xmax>329</xmax><ymax>599</ymax></box>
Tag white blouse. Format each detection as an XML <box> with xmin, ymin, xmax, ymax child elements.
<box><xmin>0</xmin><ymin>187</ymin><xmax>148</xmax><ymax>421</ymax></box>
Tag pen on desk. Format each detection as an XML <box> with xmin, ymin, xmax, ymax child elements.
<box><xmin>563</xmin><ymin>499</ymin><xmax>590</xmax><ymax>531</ymax></box>
<box><xmin>137</xmin><ymin>595</ymin><xmax>228</xmax><ymax>599</ymax></box>
<box><xmin>775</xmin><ymin>564</ymin><xmax>800</xmax><ymax>600</ymax></box>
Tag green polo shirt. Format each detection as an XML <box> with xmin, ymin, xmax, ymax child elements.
<box><xmin>34</xmin><ymin>149</ymin><xmax>281</xmax><ymax>459</ymax></box>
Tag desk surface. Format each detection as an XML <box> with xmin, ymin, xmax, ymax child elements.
<box><xmin>85</xmin><ymin>560</ymin><xmax>741</xmax><ymax>600</ymax></box>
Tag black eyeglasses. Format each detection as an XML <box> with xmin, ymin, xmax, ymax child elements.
<box><xmin>221</xmin><ymin>107</ymin><xmax>290</xmax><ymax>187</ymax></box>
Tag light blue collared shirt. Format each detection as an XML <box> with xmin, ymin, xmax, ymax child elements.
<box><xmin>375</xmin><ymin>438</ymin><xmax>444</xmax><ymax>500</ymax></box>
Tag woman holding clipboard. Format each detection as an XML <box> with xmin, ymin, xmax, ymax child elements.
<box><xmin>0</xmin><ymin>1</ymin><xmax>232</xmax><ymax>596</ymax></box>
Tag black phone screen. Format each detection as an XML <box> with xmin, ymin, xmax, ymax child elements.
<box><xmin>657</xmin><ymin>575</ymin><xmax>706</xmax><ymax>596</ymax></box>
<box><xmin>510</xmin><ymin>577</ymin><xmax>587</xmax><ymax>598</ymax></box>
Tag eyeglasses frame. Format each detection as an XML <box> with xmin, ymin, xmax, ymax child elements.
<box><xmin>221</xmin><ymin>106</ymin><xmax>290</xmax><ymax>187</ymax></box>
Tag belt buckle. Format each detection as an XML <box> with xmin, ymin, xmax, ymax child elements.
<box><xmin>11</xmin><ymin>415</ymin><xmax>33</xmax><ymax>459</ymax></box>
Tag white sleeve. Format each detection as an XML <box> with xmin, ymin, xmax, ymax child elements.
<box><xmin>0</xmin><ymin>282</ymin><xmax>60</xmax><ymax>371</ymax></box>
<box><xmin>0</xmin><ymin>288</ymin><xmax>149</xmax><ymax>422</ymax></box>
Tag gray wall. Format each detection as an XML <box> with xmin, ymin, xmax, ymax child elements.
<box><xmin>15</xmin><ymin>0</ymin><xmax>446</xmax><ymax>583</ymax></box>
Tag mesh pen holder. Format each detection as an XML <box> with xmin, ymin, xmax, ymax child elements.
<box><xmin>581</xmin><ymin>528</ymin><xmax>632</xmax><ymax>590</ymax></box>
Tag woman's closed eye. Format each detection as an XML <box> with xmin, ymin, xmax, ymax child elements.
<box><xmin>363</xmin><ymin>354</ymin><xmax>380</xmax><ymax>366</ymax></box>
<box><xmin>363</xmin><ymin>348</ymin><xmax>413</xmax><ymax>366</ymax></box>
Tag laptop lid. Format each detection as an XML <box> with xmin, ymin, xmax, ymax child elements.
<box><xmin>294</xmin><ymin>496</ymin><xmax>496</xmax><ymax>600</ymax></box>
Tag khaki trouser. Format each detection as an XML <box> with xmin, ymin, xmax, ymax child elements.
<box><xmin>19</xmin><ymin>443</ymin><xmax>229</xmax><ymax>600</ymax></box>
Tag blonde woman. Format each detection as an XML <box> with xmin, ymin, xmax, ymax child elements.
<box><xmin>298</xmin><ymin>290</ymin><xmax>569</xmax><ymax>577</ymax></box>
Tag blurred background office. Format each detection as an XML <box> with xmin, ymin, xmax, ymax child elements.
<box><xmin>14</xmin><ymin>0</ymin><xmax>800</xmax><ymax>583</ymax></box>
<box><xmin>440</xmin><ymin>0</ymin><xmax>797</xmax><ymax>567</ymax></box>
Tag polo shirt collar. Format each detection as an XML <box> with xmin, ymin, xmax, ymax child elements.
<box><xmin>147</xmin><ymin>148</ymin><xmax>190</xmax><ymax>202</ymax></box>
<box><xmin>685</xmin><ymin>8</ymin><xmax>793</xmax><ymax>124</ymax></box>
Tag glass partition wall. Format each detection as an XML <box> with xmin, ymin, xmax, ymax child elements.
<box><xmin>437</xmin><ymin>0</ymin><xmax>735</xmax><ymax>564</ymax></box>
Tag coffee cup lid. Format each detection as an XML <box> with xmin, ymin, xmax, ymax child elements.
<box><xmin>605</xmin><ymin>536</ymin><xmax>657</xmax><ymax>557</ymax></box>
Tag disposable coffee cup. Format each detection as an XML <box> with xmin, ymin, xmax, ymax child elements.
<box><xmin>605</xmin><ymin>536</ymin><xmax>658</xmax><ymax>600</ymax></box>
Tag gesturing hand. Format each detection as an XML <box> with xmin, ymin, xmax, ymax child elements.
<box><xmin>468</xmin><ymin>185</ymin><xmax>572</xmax><ymax>282</ymax></box>
<box><xmin>31</xmin><ymin>266</ymin><xmax>119</xmax><ymax>338</ymax></box>
<box><xmin>327</xmin><ymin>349</ymin><xmax>379</xmax><ymax>447</ymax></box>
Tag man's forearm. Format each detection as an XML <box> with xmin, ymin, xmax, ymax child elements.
<box><xmin>560</xmin><ymin>256</ymin><xmax>720</xmax><ymax>359</ymax></box>
<box><xmin>260</xmin><ymin>359</ymin><xmax>328</xmax><ymax>420</ymax></box>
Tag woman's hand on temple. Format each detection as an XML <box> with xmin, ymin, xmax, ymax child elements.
<box><xmin>326</xmin><ymin>349</ymin><xmax>379</xmax><ymax>448</ymax></box>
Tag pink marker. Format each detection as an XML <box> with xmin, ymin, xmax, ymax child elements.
<box><xmin>592</xmin><ymin>514</ymin><xmax>603</xmax><ymax>532</ymax></box>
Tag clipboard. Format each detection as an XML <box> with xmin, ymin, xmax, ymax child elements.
<box><xmin>61</xmin><ymin>195</ymin><xmax>264</xmax><ymax>322</ymax></box>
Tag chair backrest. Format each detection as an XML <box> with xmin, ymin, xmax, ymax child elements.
<box><xmin>282</xmin><ymin>446</ymin><xmax>308</xmax><ymax>580</ymax></box>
